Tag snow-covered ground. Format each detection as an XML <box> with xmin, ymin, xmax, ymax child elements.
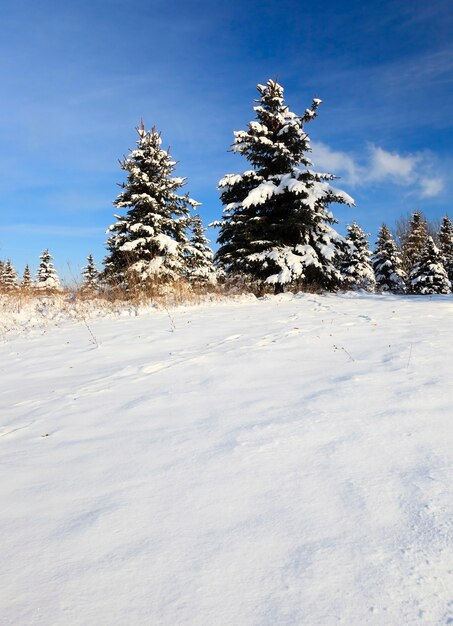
<box><xmin>1</xmin><ymin>293</ymin><xmax>452</xmax><ymax>625</ymax></box>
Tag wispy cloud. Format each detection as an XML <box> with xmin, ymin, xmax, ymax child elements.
<box><xmin>1</xmin><ymin>224</ymin><xmax>102</xmax><ymax>237</ymax></box>
<box><xmin>311</xmin><ymin>141</ymin><xmax>446</xmax><ymax>198</ymax></box>
<box><xmin>366</xmin><ymin>146</ymin><xmax>420</xmax><ymax>183</ymax></box>
<box><xmin>309</xmin><ymin>142</ymin><xmax>361</xmax><ymax>185</ymax></box>
<box><xmin>419</xmin><ymin>177</ymin><xmax>445</xmax><ymax>198</ymax></box>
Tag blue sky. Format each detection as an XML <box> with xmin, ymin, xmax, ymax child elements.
<box><xmin>1</xmin><ymin>0</ymin><xmax>452</xmax><ymax>281</ymax></box>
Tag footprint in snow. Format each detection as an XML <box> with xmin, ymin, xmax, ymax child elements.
<box><xmin>207</xmin><ymin>334</ymin><xmax>242</xmax><ymax>348</ymax></box>
<box><xmin>221</xmin><ymin>334</ymin><xmax>242</xmax><ymax>342</ymax></box>
<box><xmin>141</xmin><ymin>362</ymin><xmax>168</xmax><ymax>374</ymax></box>
<box><xmin>14</xmin><ymin>399</ymin><xmax>40</xmax><ymax>407</ymax></box>
<box><xmin>141</xmin><ymin>354</ymin><xmax>207</xmax><ymax>375</ymax></box>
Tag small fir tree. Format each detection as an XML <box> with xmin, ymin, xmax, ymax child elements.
<box><xmin>103</xmin><ymin>122</ymin><xmax>199</xmax><ymax>289</ymax></box>
<box><xmin>401</xmin><ymin>211</ymin><xmax>428</xmax><ymax>274</ymax></box>
<box><xmin>395</xmin><ymin>211</ymin><xmax>439</xmax><ymax>248</ymax></box>
<box><xmin>36</xmin><ymin>249</ymin><xmax>61</xmax><ymax>291</ymax></box>
<box><xmin>0</xmin><ymin>260</ymin><xmax>4</xmax><ymax>286</ymax></box>
<box><xmin>186</xmin><ymin>215</ymin><xmax>216</xmax><ymax>285</ymax></box>
<box><xmin>215</xmin><ymin>79</ymin><xmax>354</xmax><ymax>292</ymax></box>
<box><xmin>81</xmin><ymin>254</ymin><xmax>99</xmax><ymax>292</ymax></box>
<box><xmin>22</xmin><ymin>264</ymin><xmax>33</xmax><ymax>289</ymax></box>
<box><xmin>372</xmin><ymin>224</ymin><xmax>406</xmax><ymax>293</ymax></box>
<box><xmin>2</xmin><ymin>260</ymin><xmax>18</xmax><ymax>290</ymax></box>
<box><xmin>438</xmin><ymin>215</ymin><xmax>453</xmax><ymax>282</ymax></box>
<box><xmin>408</xmin><ymin>236</ymin><xmax>451</xmax><ymax>294</ymax></box>
<box><xmin>341</xmin><ymin>222</ymin><xmax>375</xmax><ymax>291</ymax></box>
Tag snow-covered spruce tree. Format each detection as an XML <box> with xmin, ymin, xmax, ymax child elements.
<box><xmin>341</xmin><ymin>222</ymin><xmax>375</xmax><ymax>291</ymax></box>
<box><xmin>372</xmin><ymin>224</ymin><xmax>406</xmax><ymax>293</ymax></box>
<box><xmin>81</xmin><ymin>254</ymin><xmax>99</xmax><ymax>292</ymax></box>
<box><xmin>215</xmin><ymin>79</ymin><xmax>354</xmax><ymax>292</ymax></box>
<box><xmin>438</xmin><ymin>215</ymin><xmax>453</xmax><ymax>282</ymax></box>
<box><xmin>22</xmin><ymin>264</ymin><xmax>33</xmax><ymax>289</ymax></box>
<box><xmin>186</xmin><ymin>214</ymin><xmax>216</xmax><ymax>285</ymax></box>
<box><xmin>2</xmin><ymin>260</ymin><xmax>18</xmax><ymax>290</ymax></box>
<box><xmin>408</xmin><ymin>236</ymin><xmax>451</xmax><ymax>294</ymax></box>
<box><xmin>401</xmin><ymin>211</ymin><xmax>428</xmax><ymax>274</ymax></box>
<box><xmin>103</xmin><ymin>123</ymin><xmax>199</xmax><ymax>290</ymax></box>
<box><xmin>35</xmin><ymin>249</ymin><xmax>61</xmax><ymax>291</ymax></box>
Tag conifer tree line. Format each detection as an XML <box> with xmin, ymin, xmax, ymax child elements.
<box><xmin>371</xmin><ymin>213</ymin><xmax>452</xmax><ymax>295</ymax></box>
<box><xmin>0</xmin><ymin>250</ymin><xmax>62</xmax><ymax>292</ymax></box>
<box><xmin>1</xmin><ymin>79</ymin><xmax>452</xmax><ymax>296</ymax></box>
<box><xmin>0</xmin><ymin>250</ymin><xmax>100</xmax><ymax>293</ymax></box>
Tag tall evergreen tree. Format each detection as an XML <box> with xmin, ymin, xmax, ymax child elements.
<box><xmin>401</xmin><ymin>211</ymin><xmax>428</xmax><ymax>274</ymax></box>
<box><xmin>372</xmin><ymin>224</ymin><xmax>406</xmax><ymax>293</ymax></box>
<box><xmin>103</xmin><ymin>123</ymin><xmax>199</xmax><ymax>289</ymax></box>
<box><xmin>341</xmin><ymin>222</ymin><xmax>375</xmax><ymax>291</ymax></box>
<box><xmin>2</xmin><ymin>260</ymin><xmax>18</xmax><ymax>290</ymax></box>
<box><xmin>408</xmin><ymin>236</ymin><xmax>451</xmax><ymax>294</ymax></box>
<box><xmin>438</xmin><ymin>215</ymin><xmax>453</xmax><ymax>282</ymax></box>
<box><xmin>81</xmin><ymin>254</ymin><xmax>99</xmax><ymax>291</ymax></box>
<box><xmin>22</xmin><ymin>264</ymin><xmax>33</xmax><ymax>289</ymax></box>
<box><xmin>215</xmin><ymin>79</ymin><xmax>354</xmax><ymax>292</ymax></box>
<box><xmin>35</xmin><ymin>249</ymin><xmax>61</xmax><ymax>291</ymax></box>
<box><xmin>186</xmin><ymin>215</ymin><xmax>216</xmax><ymax>285</ymax></box>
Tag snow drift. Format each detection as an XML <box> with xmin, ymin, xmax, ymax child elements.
<box><xmin>1</xmin><ymin>293</ymin><xmax>452</xmax><ymax>625</ymax></box>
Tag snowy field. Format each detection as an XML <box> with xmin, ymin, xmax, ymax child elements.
<box><xmin>1</xmin><ymin>293</ymin><xmax>452</xmax><ymax>626</ymax></box>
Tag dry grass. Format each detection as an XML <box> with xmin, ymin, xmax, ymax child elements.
<box><xmin>0</xmin><ymin>279</ymin><xmax>258</xmax><ymax>336</ymax></box>
<box><xmin>0</xmin><ymin>275</ymin><xmax>331</xmax><ymax>336</ymax></box>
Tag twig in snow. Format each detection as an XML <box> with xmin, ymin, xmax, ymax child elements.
<box><xmin>81</xmin><ymin>316</ymin><xmax>99</xmax><ymax>347</ymax></box>
<box><xmin>0</xmin><ymin>422</ymin><xmax>34</xmax><ymax>438</ymax></box>
<box><xmin>333</xmin><ymin>344</ymin><xmax>355</xmax><ymax>362</ymax></box>
<box><xmin>406</xmin><ymin>343</ymin><xmax>413</xmax><ymax>370</ymax></box>
<box><xmin>162</xmin><ymin>304</ymin><xmax>176</xmax><ymax>332</ymax></box>
<box><xmin>67</xmin><ymin>262</ymin><xmax>99</xmax><ymax>347</ymax></box>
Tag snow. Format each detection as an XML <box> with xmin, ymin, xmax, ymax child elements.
<box><xmin>249</xmin><ymin>121</ymin><xmax>268</xmax><ymax>133</ymax></box>
<box><xmin>218</xmin><ymin>171</ymin><xmax>258</xmax><ymax>189</ymax></box>
<box><xmin>119</xmin><ymin>237</ymin><xmax>147</xmax><ymax>251</ymax></box>
<box><xmin>239</xmin><ymin>172</ymin><xmax>355</xmax><ymax>211</ymax></box>
<box><xmin>129</xmin><ymin>223</ymin><xmax>155</xmax><ymax>234</ymax></box>
<box><xmin>1</xmin><ymin>293</ymin><xmax>452</xmax><ymax>625</ymax></box>
<box><xmin>242</xmin><ymin>180</ymin><xmax>278</xmax><ymax>208</ymax></box>
<box><xmin>154</xmin><ymin>233</ymin><xmax>179</xmax><ymax>254</ymax></box>
<box><xmin>118</xmin><ymin>233</ymin><xmax>180</xmax><ymax>258</ymax></box>
<box><xmin>326</xmin><ymin>184</ymin><xmax>355</xmax><ymax>206</ymax></box>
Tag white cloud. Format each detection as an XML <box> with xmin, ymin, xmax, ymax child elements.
<box><xmin>419</xmin><ymin>177</ymin><xmax>445</xmax><ymax>198</ymax></box>
<box><xmin>366</xmin><ymin>145</ymin><xmax>420</xmax><ymax>183</ymax></box>
<box><xmin>309</xmin><ymin>142</ymin><xmax>361</xmax><ymax>185</ymax></box>
<box><xmin>311</xmin><ymin>141</ymin><xmax>445</xmax><ymax>198</ymax></box>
